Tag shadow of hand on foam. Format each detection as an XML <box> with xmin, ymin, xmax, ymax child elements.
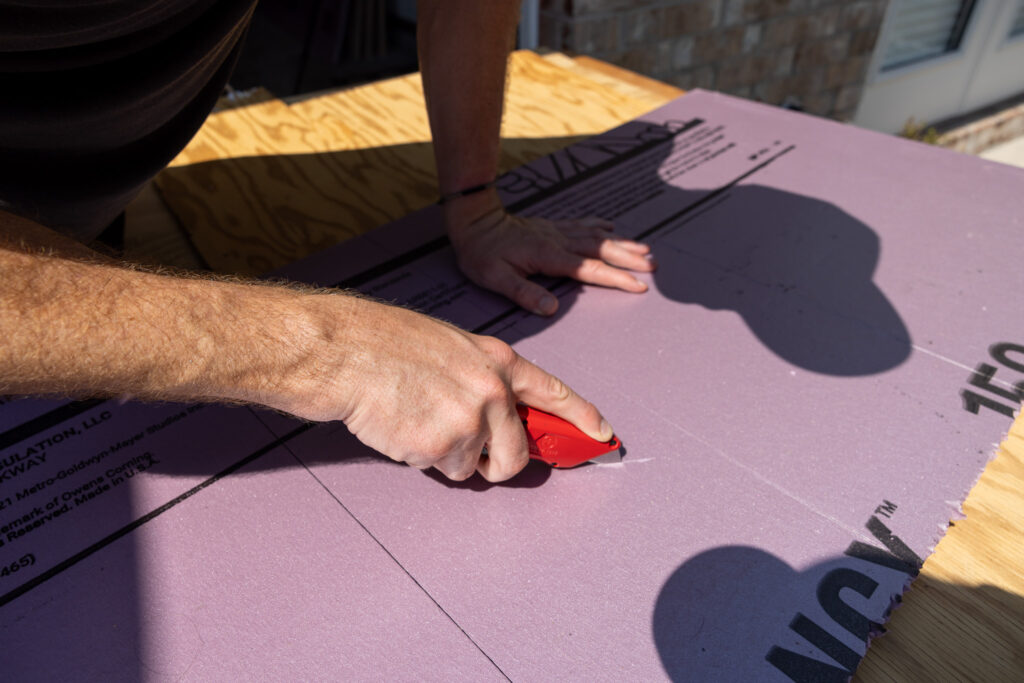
<box><xmin>646</xmin><ymin>182</ymin><xmax>911</xmax><ymax>376</ymax></box>
<box><xmin>491</xmin><ymin>119</ymin><xmax>911</xmax><ymax>376</ymax></box>
<box><xmin>421</xmin><ymin>458</ymin><xmax>552</xmax><ymax>490</ymax></box>
<box><xmin>150</xmin><ymin>409</ymin><xmax>553</xmax><ymax>488</ymax></box>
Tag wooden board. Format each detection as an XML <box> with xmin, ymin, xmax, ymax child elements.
<box><xmin>855</xmin><ymin>411</ymin><xmax>1024</xmax><ymax>681</ymax></box>
<box><xmin>121</xmin><ymin>88</ymin><xmax>278</xmax><ymax>270</ymax></box>
<box><xmin>122</xmin><ymin>182</ymin><xmax>206</xmax><ymax>270</ymax></box>
<box><xmin>542</xmin><ymin>52</ymin><xmax>685</xmax><ymax>106</ymax></box>
<box><xmin>158</xmin><ymin>96</ymin><xmax>396</xmax><ymax>274</ymax></box>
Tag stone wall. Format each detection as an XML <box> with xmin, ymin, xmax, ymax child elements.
<box><xmin>538</xmin><ymin>0</ymin><xmax>890</xmax><ymax>120</ymax></box>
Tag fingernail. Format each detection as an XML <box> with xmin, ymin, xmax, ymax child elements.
<box><xmin>634</xmin><ymin>278</ymin><xmax>648</xmax><ymax>292</ymax></box>
<box><xmin>645</xmin><ymin>253</ymin><xmax>657</xmax><ymax>265</ymax></box>
<box><xmin>534</xmin><ymin>294</ymin><xmax>557</xmax><ymax>315</ymax></box>
<box><xmin>599</xmin><ymin>419</ymin><xmax>614</xmax><ymax>441</ymax></box>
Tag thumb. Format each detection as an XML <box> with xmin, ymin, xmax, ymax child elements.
<box><xmin>480</xmin><ymin>262</ymin><xmax>559</xmax><ymax>316</ymax></box>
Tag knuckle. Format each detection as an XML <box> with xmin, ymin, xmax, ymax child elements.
<box><xmin>580</xmin><ymin>259</ymin><xmax>604</xmax><ymax>277</ymax></box>
<box><xmin>573</xmin><ymin>236</ymin><xmax>601</xmax><ymax>256</ymax></box>
<box><xmin>420</xmin><ymin>441</ymin><xmax>450</xmax><ymax>463</ymax></box>
<box><xmin>510</xmin><ymin>455</ymin><xmax>531</xmax><ymax>479</ymax></box>
<box><xmin>476</xmin><ymin>268</ymin><xmax>505</xmax><ymax>290</ymax></box>
<box><xmin>479</xmin><ymin>467</ymin><xmax>504</xmax><ymax>484</ymax></box>
<box><xmin>511</xmin><ymin>279</ymin><xmax>540</xmax><ymax>303</ymax></box>
<box><xmin>446</xmin><ymin>465</ymin><xmax>476</xmax><ymax>482</ymax></box>
<box><xmin>480</xmin><ymin>336</ymin><xmax>518</xmax><ymax>369</ymax></box>
<box><xmin>418</xmin><ymin>431</ymin><xmax>465</xmax><ymax>463</ymax></box>
<box><xmin>448</xmin><ymin>411</ymin><xmax>482</xmax><ymax>444</ymax></box>
<box><xmin>509</xmin><ymin>450</ymin><xmax>530</xmax><ymax>476</ymax></box>
<box><xmin>484</xmin><ymin>453</ymin><xmax>527</xmax><ymax>483</ymax></box>
<box><xmin>477</xmin><ymin>374</ymin><xmax>511</xmax><ymax>406</ymax></box>
<box><xmin>546</xmin><ymin>373</ymin><xmax>573</xmax><ymax>403</ymax></box>
<box><xmin>553</xmin><ymin>247</ymin><xmax>582</xmax><ymax>268</ymax></box>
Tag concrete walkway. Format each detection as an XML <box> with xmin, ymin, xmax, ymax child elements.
<box><xmin>980</xmin><ymin>135</ymin><xmax>1024</xmax><ymax>169</ymax></box>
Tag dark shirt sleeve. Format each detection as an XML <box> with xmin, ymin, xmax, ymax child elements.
<box><xmin>0</xmin><ymin>0</ymin><xmax>257</xmax><ymax>240</ymax></box>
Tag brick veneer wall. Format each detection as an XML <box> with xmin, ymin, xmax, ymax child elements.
<box><xmin>539</xmin><ymin>0</ymin><xmax>890</xmax><ymax>120</ymax></box>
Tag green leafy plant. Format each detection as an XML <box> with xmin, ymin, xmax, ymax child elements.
<box><xmin>898</xmin><ymin>117</ymin><xmax>941</xmax><ymax>144</ymax></box>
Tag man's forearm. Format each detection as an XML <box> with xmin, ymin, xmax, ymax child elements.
<box><xmin>417</xmin><ymin>0</ymin><xmax>521</xmax><ymax>224</ymax></box>
<box><xmin>415</xmin><ymin>2</ymin><xmax>655</xmax><ymax>316</ymax></box>
<box><xmin>0</xmin><ymin>211</ymin><xmax>353</xmax><ymax>414</ymax></box>
<box><xmin>0</xmin><ymin>210</ymin><xmax>612</xmax><ymax>482</ymax></box>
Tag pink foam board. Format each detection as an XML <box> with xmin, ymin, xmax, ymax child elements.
<box><xmin>507</xmin><ymin>268</ymin><xmax>986</xmax><ymax>556</ymax></box>
<box><xmin>363</xmin><ymin>202</ymin><xmax>447</xmax><ymax>254</ymax></box>
<box><xmin>271</xmin><ymin>230</ymin><xmax>390</xmax><ymax>288</ymax></box>
<box><xmin>3</xmin><ymin>90</ymin><xmax>1021</xmax><ymax>681</ymax></box>
<box><xmin>0</xmin><ymin>401</ymin><xmax>274</xmax><ymax>590</ymax></box>
<box><xmin>254</xmin><ymin>91</ymin><xmax>1020</xmax><ymax>678</ymax></box>
<box><xmin>276</xmin><ymin>378</ymin><xmax>916</xmax><ymax>680</ymax></box>
<box><xmin>1</xmin><ymin>403</ymin><xmax>501</xmax><ymax>680</ymax></box>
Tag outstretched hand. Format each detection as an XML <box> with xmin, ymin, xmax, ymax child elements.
<box><xmin>448</xmin><ymin>206</ymin><xmax>657</xmax><ymax>316</ymax></box>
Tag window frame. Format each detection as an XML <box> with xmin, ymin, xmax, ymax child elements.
<box><xmin>867</xmin><ymin>0</ymin><xmax>985</xmax><ymax>84</ymax></box>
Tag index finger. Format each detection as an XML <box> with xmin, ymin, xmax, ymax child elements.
<box><xmin>508</xmin><ymin>355</ymin><xmax>613</xmax><ymax>443</ymax></box>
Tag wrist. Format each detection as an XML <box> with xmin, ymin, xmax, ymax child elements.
<box><xmin>443</xmin><ymin>187</ymin><xmax>504</xmax><ymax>236</ymax></box>
<box><xmin>216</xmin><ymin>286</ymin><xmax>364</xmax><ymax>422</ymax></box>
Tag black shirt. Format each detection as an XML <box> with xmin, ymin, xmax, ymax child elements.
<box><xmin>0</xmin><ymin>0</ymin><xmax>256</xmax><ymax>240</ymax></box>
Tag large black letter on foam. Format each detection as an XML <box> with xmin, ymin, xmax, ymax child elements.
<box><xmin>765</xmin><ymin>613</ymin><xmax>858</xmax><ymax>682</ymax></box>
<box><xmin>767</xmin><ymin>567</ymin><xmax>881</xmax><ymax>681</ymax></box>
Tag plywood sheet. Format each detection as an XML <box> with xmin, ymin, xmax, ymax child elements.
<box><xmin>856</xmin><ymin>420</ymin><xmax>1024</xmax><ymax>681</ymax></box>
<box><xmin>154</xmin><ymin>52</ymin><xmax>666</xmax><ymax>275</ymax></box>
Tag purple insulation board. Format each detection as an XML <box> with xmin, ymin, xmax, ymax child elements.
<box><xmin>2</xmin><ymin>90</ymin><xmax>1022</xmax><ymax>681</ymax></box>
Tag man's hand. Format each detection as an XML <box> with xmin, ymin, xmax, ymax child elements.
<box><xmin>274</xmin><ymin>296</ymin><xmax>612</xmax><ymax>483</ymax></box>
<box><xmin>448</xmin><ymin>203</ymin><xmax>656</xmax><ymax>316</ymax></box>
<box><xmin>417</xmin><ymin>1</ymin><xmax>656</xmax><ymax>315</ymax></box>
<box><xmin>0</xmin><ymin>211</ymin><xmax>610</xmax><ymax>484</ymax></box>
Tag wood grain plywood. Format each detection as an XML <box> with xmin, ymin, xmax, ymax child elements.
<box><xmin>855</xmin><ymin>412</ymin><xmax>1024</xmax><ymax>681</ymax></box>
<box><xmin>157</xmin><ymin>88</ymin><xmax>438</xmax><ymax>274</ymax></box>
<box><xmin>154</xmin><ymin>52</ymin><xmax>667</xmax><ymax>275</ymax></box>
<box><xmin>542</xmin><ymin>52</ymin><xmax>685</xmax><ymax>106</ymax></box>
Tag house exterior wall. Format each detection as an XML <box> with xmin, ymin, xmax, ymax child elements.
<box><xmin>538</xmin><ymin>0</ymin><xmax>890</xmax><ymax>121</ymax></box>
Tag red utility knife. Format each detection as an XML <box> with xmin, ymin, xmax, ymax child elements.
<box><xmin>517</xmin><ymin>404</ymin><xmax>622</xmax><ymax>468</ymax></box>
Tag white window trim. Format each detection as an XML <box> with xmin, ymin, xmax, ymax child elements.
<box><xmin>865</xmin><ymin>0</ymin><xmax>986</xmax><ymax>85</ymax></box>
<box><xmin>999</xmin><ymin>0</ymin><xmax>1024</xmax><ymax>46</ymax></box>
